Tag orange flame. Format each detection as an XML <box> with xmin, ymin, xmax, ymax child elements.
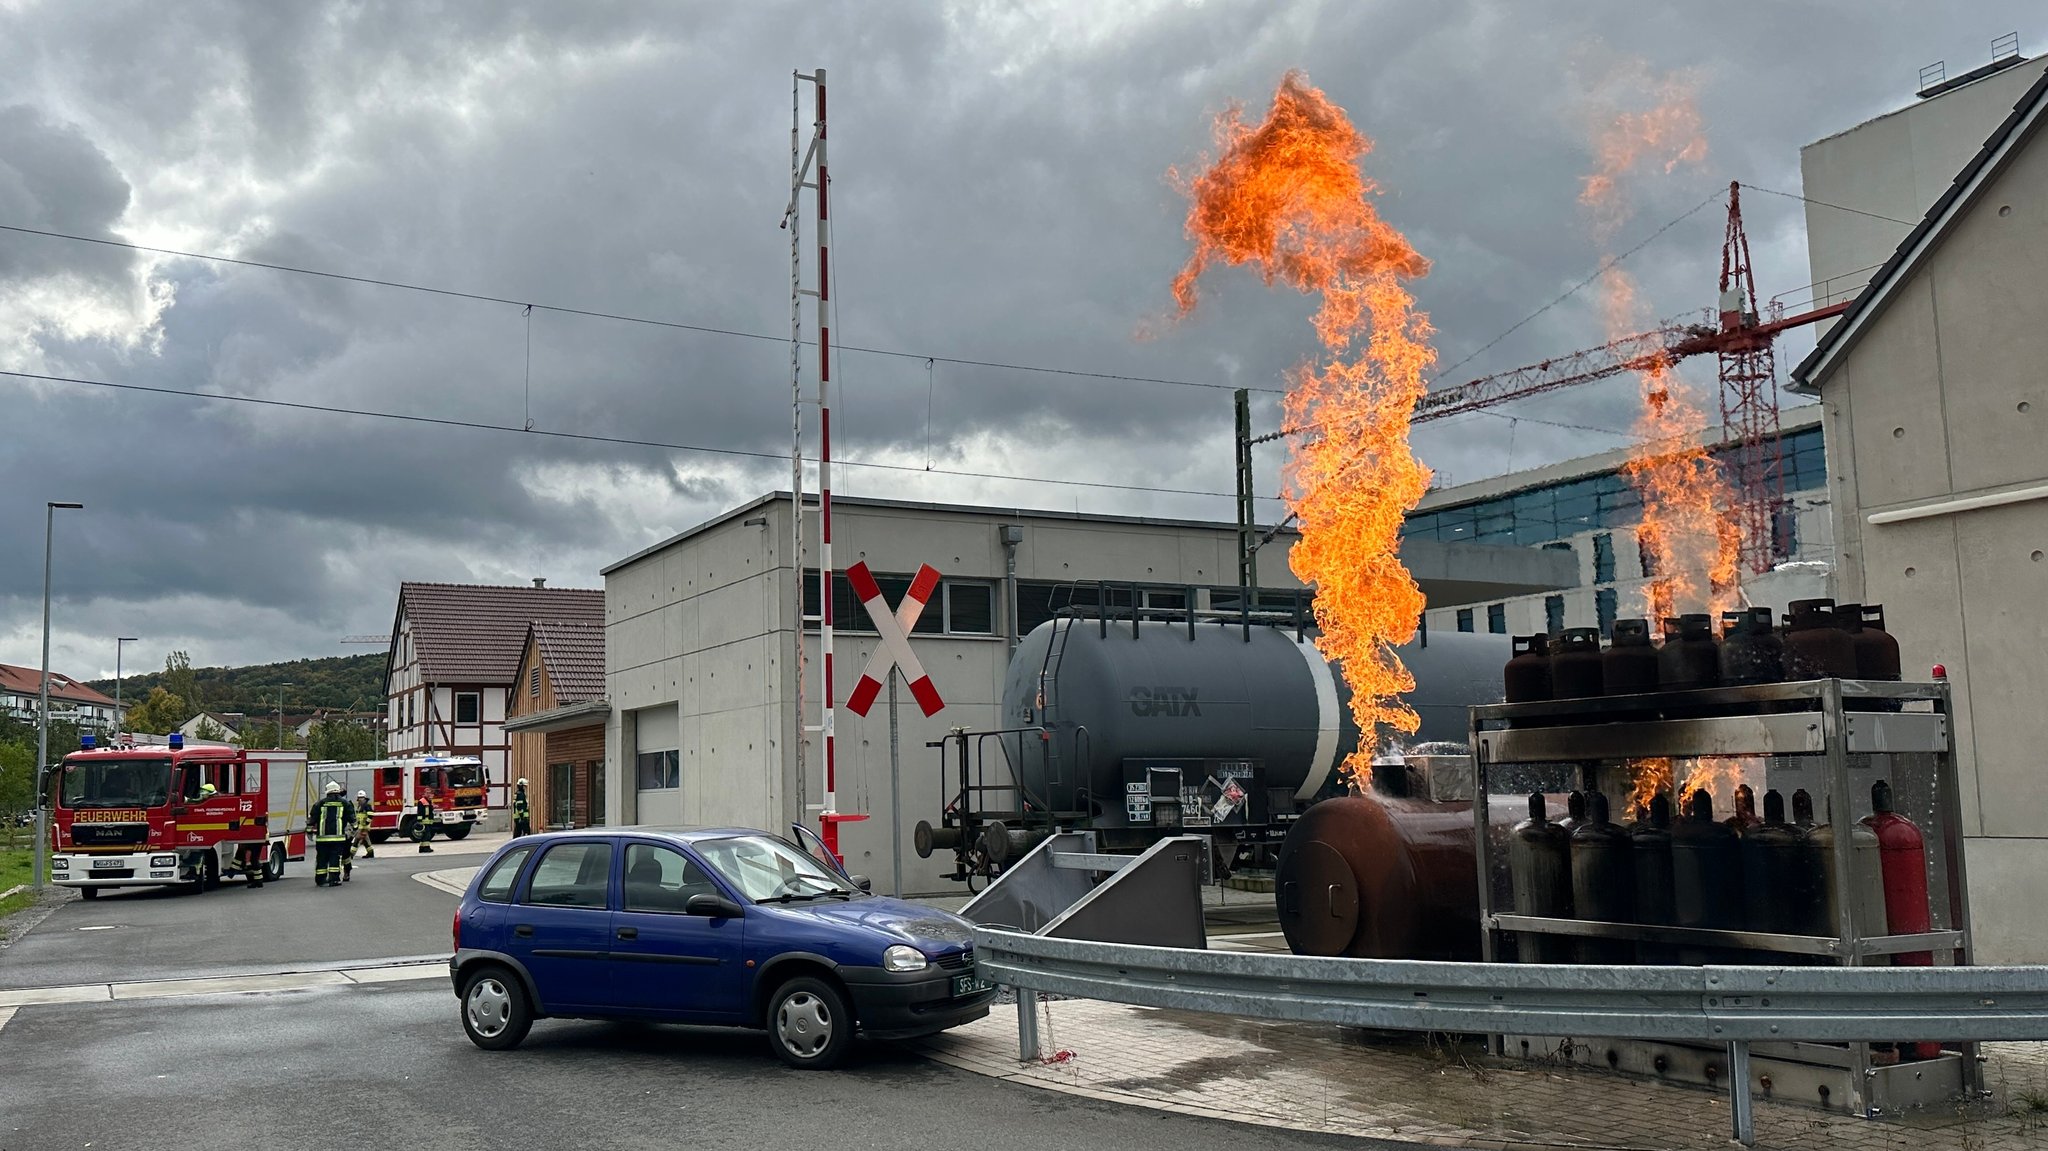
<box><xmin>1626</xmin><ymin>757</ymin><xmax>1673</xmax><ymax>820</ymax></box>
<box><xmin>1579</xmin><ymin>67</ymin><xmax>1739</xmax><ymax>620</ymax></box>
<box><xmin>1172</xmin><ymin>72</ymin><xmax>1434</xmax><ymax>783</ymax></box>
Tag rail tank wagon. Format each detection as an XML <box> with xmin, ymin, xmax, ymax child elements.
<box><xmin>919</xmin><ymin>613</ymin><xmax>1507</xmax><ymax>885</ymax></box>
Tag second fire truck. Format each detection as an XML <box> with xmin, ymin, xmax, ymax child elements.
<box><xmin>308</xmin><ymin>754</ymin><xmax>490</xmax><ymax>841</ymax></box>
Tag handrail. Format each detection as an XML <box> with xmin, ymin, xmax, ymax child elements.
<box><xmin>974</xmin><ymin>927</ymin><xmax>2048</xmax><ymax>1145</ymax></box>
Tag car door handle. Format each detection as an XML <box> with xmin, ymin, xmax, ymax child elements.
<box><xmin>513</xmin><ymin>924</ymin><xmax>533</xmax><ymax>938</ymax></box>
<box><xmin>615</xmin><ymin>927</ymin><xmax>638</xmax><ymax>940</ymax></box>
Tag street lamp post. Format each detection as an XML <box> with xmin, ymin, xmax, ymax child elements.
<box><xmin>36</xmin><ymin>501</ymin><xmax>85</xmax><ymax>894</ymax></box>
<box><xmin>114</xmin><ymin>636</ymin><xmax>139</xmax><ymax>736</ymax></box>
<box><xmin>275</xmin><ymin>683</ymin><xmax>294</xmax><ymax>749</ymax></box>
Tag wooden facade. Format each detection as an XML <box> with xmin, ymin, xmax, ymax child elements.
<box><xmin>506</xmin><ymin>625</ymin><xmax>607</xmax><ymax>830</ymax></box>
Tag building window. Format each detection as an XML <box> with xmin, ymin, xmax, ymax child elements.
<box><xmin>529</xmin><ymin>667</ymin><xmax>542</xmax><ymax>698</ymax></box>
<box><xmin>1486</xmin><ymin>604</ymin><xmax>1507</xmax><ymax>634</ymax></box>
<box><xmin>1636</xmin><ymin>527</ymin><xmax>1659</xmax><ymax>579</ymax></box>
<box><xmin>945</xmin><ymin>581</ymin><xmax>996</xmax><ymax>634</ymax></box>
<box><xmin>548</xmin><ymin>762</ymin><xmax>574</xmax><ymax>827</ymax></box>
<box><xmin>1771</xmin><ymin>502</ymin><xmax>1799</xmax><ymax>560</ymax></box>
<box><xmin>1596</xmin><ymin>588</ymin><xmax>1618</xmax><ymax>638</ymax></box>
<box><xmin>1544</xmin><ymin>595</ymin><xmax>1565</xmax><ymax>635</ymax></box>
<box><xmin>1456</xmin><ymin>608</ymin><xmax>1474</xmax><ymax>633</ymax></box>
<box><xmin>1592</xmin><ymin>533</ymin><xmax>1615</xmax><ymax>584</ymax></box>
<box><xmin>634</xmin><ymin>749</ymin><xmax>679</xmax><ymax>790</ymax></box>
<box><xmin>455</xmin><ymin>692</ymin><xmax>481</xmax><ymax>724</ymax></box>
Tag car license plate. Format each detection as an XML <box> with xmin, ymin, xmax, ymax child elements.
<box><xmin>92</xmin><ymin>858</ymin><xmax>124</xmax><ymax>869</ymax></box>
<box><xmin>950</xmin><ymin>970</ymin><xmax>993</xmax><ymax>997</ymax></box>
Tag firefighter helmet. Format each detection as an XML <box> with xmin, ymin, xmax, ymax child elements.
<box><xmin>356</xmin><ymin>790</ymin><xmax>369</xmax><ymax>799</ymax></box>
<box><xmin>325</xmin><ymin>781</ymin><xmax>342</xmax><ymax>795</ymax></box>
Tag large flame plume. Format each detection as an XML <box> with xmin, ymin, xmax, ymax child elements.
<box><xmin>1579</xmin><ymin>68</ymin><xmax>1739</xmax><ymax>622</ymax></box>
<box><xmin>1172</xmin><ymin>72</ymin><xmax>1435</xmax><ymax>782</ymax></box>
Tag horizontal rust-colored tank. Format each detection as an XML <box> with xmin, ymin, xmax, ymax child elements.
<box><xmin>1276</xmin><ymin>792</ymin><xmax>1521</xmax><ymax>960</ymax></box>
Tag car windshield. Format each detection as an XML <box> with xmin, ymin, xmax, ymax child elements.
<box><xmin>694</xmin><ymin>835</ymin><xmax>856</xmax><ymax>903</ymax></box>
<box><xmin>59</xmin><ymin>758</ymin><xmax>173</xmax><ymax>809</ymax></box>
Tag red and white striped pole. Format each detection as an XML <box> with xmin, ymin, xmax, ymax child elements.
<box><xmin>813</xmin><ymin>69</ymin><xmax>837</xmax><ymax>822</ymax></box>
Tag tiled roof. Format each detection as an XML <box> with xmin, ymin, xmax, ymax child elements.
<box><xmin>532</xmin><ymin>621</ymin><xmax>606</xmax><ymax>702</ymax></box>
<box><xmin>399</xmin><ymin>582</ymin><xmax>603</xmax><ymax>685</ymax></box>
<box><xmin>0</xmin><ymin>663</ymin><xmax>120</xmax><ymax>708</ymax></box>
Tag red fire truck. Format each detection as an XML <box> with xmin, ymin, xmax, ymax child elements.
<box><xmin>48</xmin><ymin>734</ymin><xmax>310</xmax><ymax>897</ymax></box>
<box><xmin>308</xmin><ymin>754</ymin><xmax>489</xmax><ymax>842</ymax></box>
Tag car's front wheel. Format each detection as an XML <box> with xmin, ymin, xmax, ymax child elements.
<box><xmin>767</xmin><ymin>976</ymin><xmax>853</xmax><ymax>1070</ymax></box>
<box><xmin>460</xmin><ymin>966</ymin><xmax>533</xmax><ymax>1051</ymax></box>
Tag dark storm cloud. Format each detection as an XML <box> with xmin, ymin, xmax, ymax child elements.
<box><xmin>0</xmin><ymin>0</ymin><xmax>2036</xmax><ymax>673</ymax></box>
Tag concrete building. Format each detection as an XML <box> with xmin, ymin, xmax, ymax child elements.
<box><xmin>600</xmin><ymin>492</ymin><xmax>1575</xmax><ymax>894</ymax></box>
<box><xmin>1791</xmin><ymin>64</ymin><xmax>2048</xmax><ymax>963</ymax></box>
<box><xmin>505</xmin><ymin>621</ymin><xmax>608</xmax><ymax>829</ymax></box>
<box><xmin>381</xmin><ymin>580</ymin><xmax>604</xmax><ymax>816</ymax></box>
<box><xmin>0</xmin><ymin>664</ymin><xmax>120</xmax><ymax>732</ymax></box>
<box><xmin>1409</xmin><ymin>405</ymin><xmax>1833</xmax><ymax>639</ymax></box>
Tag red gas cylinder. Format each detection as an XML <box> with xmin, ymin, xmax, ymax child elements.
<box><xmin>1863</xmin><ymin>779</ymin><xmax>1938</xmax><ymax>1059</ymax></box>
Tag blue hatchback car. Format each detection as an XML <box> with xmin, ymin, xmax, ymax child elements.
<box><xmin>449</xmin><ymin>824</ymin><xmax>997</xmax><ymax>1068</ymax></box>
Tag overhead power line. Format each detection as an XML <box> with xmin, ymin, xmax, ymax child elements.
<box><xmin>0</xmin><ymin>222</ymin><xmax>1281</xmax><ymax>395</ymax></box>
<box><xmin>1</xmin><ymin>367</ymin><xmax>1270</xmax><ymax>502</ymax></box>
<box><xmin>1743</xmin><ymin>185</ymin><xmax>1920</xmax><ymax>227</ymax></box>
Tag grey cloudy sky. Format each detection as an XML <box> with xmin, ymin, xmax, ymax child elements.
<box><xmin>0</xmin><ymin>0</ymin><xmax>2036</xmax><ymax>677</ymax></box>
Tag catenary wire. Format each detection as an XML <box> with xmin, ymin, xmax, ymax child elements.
<box><xmin>1742</xmin><ymin>185</ymin><xmax>1919</xmax><ymax>227</ymax></box>
<box><xmin>0</xmin><ymin>367</ymin><xmax>1271</xmax><ymax>502</ymax></box>
<box><xmin>0</xmin><ymin>222</ymin><xmax>1283</xmax><ymax>395</ymax></box>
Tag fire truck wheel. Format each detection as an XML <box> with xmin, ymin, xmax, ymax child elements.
<box><xmin>80</xmin><ymin>887</ymin><xmax>99</xmax><ymax>901</ymax></box>
<box><xmin>264</xmin><ymin>844</ymin><xmax>286</xmax><ymax>882</ymax></box>
<box><xmin>444</xmin><ymin>824</ymin><xmax>473</xmax><ymax>841</ymax></box>
<box><xmin>460</xmin><ymin>967</ymin><xmax>532</xmax><ymax>1051</ymax></box>
<box><xmin>370</xmin><ymin>831</ymin><xmax>392</xmax><ymax>845</ymax></box>
<box><xmin>200</xmin><ymin>853</ymin><xmax>220</xmax><ymax>891</ymax></box>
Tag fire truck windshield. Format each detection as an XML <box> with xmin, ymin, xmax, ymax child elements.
<box><xmin>59</xmin><ymin>758</ymin><xmax>173</xmax><ymax>808</ymax></box>
<box><xmin>445</xmin><ymin>762</ymin><xmax>484</xmax><ymax>788</ymax></box>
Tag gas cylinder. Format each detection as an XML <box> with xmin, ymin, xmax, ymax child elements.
<box><xmin>1786</xmin><ymin>791</ymin><xmax>1832</xmax><ymax>937</ymax></box>
<box><xmin>1550</xmin><ymin>628</ymin><xmax>1605</xmax><ymax>699</ymax></box>
<box><xmin>1849</xmin><ymin>604</ymin><xmax>1902</xmax><ymax>681</ymax></box>
<box><xmin>1805</xmin><ymin>793</ymin><xmax>1888</xmax><ymax>945</ymax></box>
<box><xmin>1508</xmin><ymin>792</ymin><xmax>1573</xmax><ymax>963</ymax></box>
<box><xmin>1557</xmin><ymin>789</ymin><xmax>1586</xmax><ymax>836</ymax></box>
<box><xmin>1724</xmin><ymin>784</ymin><xmax>1762</xmax><ymax>834</ymax></box>
<box><xmin>1784</xmin><ymin>599</ymin><xmax>1858</xmax><ymax>680</ymax></box>
<box><xmin>1630</xmin><ymin>793</ymin><xmax>1678</xmax><ymax>964</ymax></box>
<box><xmin>1602</xmin><ymin>619</ymin><xmax>1659</xmax><ymax>696</ymax></box>
<box><xmin>1503</xmin><ymin>634</ymin><xmax>1553</xmax><ymax>703</ymax></box>
<box><xmin>1719</xmin><ymin>606</ymin><xmax>1785</xmax><ymax>686</ymax></box>
<box><xmin>1658</xmin><ymin>614</ymin><xmax>1721</xmax><ymax>691</ymax></box>
<box><xmin>1568</xmin><ymin>791</ymin><xmax>1635</xmax><ymax>963</ymax></box>
<box><xmin>1739</xmin><ymin>790</ymin><xmax>1805</xmax><ymax>940</ymax></box>
<box><xmin>1864</xmin><ymin>780</ymin><xmax>1938</xmax><ymax>1058</ymax></box>
<box><xmin>1671</xmin><ymin>790</ymin><xmax>1739</xmax><ymax>963</ymax></box>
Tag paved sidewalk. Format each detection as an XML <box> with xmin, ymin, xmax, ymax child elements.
<box><xmin>915</xmin><ymin>999</ymin><xmax>2048</xmax><ymax>1150</ymax></box>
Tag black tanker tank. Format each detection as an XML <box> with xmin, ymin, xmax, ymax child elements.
<box><xmin>998</xmin><ymin>618</ymin><xmax>1509</xmax><ymax>824</ymax></box>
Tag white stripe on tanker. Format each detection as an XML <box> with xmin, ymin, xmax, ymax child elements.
<box><xmin>1291</xmin><ymin>633</ymin><xmax>1343</xmax><ymax>801</ymax></box>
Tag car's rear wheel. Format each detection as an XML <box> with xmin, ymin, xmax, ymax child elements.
<box><xmin>767</xmin><ymin>976</ymin><xmax>853</xmax><ymax>1070</ymax></box>
<box><xmin>444</xmin><ymin>823</ymin><xmax>473</xmax><ymax>841</ymax></box>
<box><xmin>460</xmin><ymin>967</ymin><xmax>533</xmax><ymax>1051</ymax></box>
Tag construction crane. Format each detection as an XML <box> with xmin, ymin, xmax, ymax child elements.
<box><xmin>1235</xmin><ymin>181</ymin><xmax>1854</xmax><ymax>579</ymax></box>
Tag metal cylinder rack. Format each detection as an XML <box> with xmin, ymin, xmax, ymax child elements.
<box><xmin>1469</xmin><ymin>677</ymin><xmax>1975</xmax><ymax>1116</ymax></box>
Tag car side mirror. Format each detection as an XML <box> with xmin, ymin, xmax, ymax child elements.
<box><xmin>685</xmin><ymin>893</ymin><xmax>743</xmax><ymax>919</ymax></box>
<box><xmin>848</xmin><ymin>874</ymin><xmax>873</xmax><ymax>893</ymax></box>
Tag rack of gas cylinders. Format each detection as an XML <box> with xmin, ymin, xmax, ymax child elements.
<box><xmin>1472</xmin><ymin>597</ymin><xmax>1973</xmax><ymax>1114</ymax></box>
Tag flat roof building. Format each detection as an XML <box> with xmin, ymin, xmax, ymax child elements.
<box><xmin>600</xmin><ymin>492</ymin><xmax>1574</xmax><ymax>894</ymax></box>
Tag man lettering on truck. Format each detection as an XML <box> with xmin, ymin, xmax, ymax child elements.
<box><xmin>309</xmin><ymin>782</ymin><xmax>353</xmax><ymax>888</ymax></box>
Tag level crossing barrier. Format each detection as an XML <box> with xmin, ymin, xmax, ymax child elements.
<box><xmin>973</xmin><ymin>927</ymin><xmax>2048</xmax><ymax>1145</ymax></box>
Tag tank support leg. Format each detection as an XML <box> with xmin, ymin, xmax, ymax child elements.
<box><xmin>1016</xmin><ymin>989</ymin><xmax>1040</xmax><ymax>1062</ymax></box>
<box><xmin>1727</xmin><ymin>1040</ymin><xmax>1755</xmax><ymax>1146</ymax></box>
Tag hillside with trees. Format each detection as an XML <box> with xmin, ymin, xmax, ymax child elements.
<box><xmin>90</xmin><ymin>652</ymin><xmax>385</xmax><ymax>717</ymax></box>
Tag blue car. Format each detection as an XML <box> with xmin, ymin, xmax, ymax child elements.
<box><xmin>449</xmin><ymin>824</ymin><xmax>997</xmax><ymax>1068</ymax></box>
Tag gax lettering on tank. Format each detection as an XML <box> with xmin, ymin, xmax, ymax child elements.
<box><xmin>1128</xmin><ymin>687</ymin><xmax>1202</xmax><ymax>718</ymax></box>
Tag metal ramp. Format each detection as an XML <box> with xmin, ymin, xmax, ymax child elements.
<box><xmin>958</xmin><ymin>830</ymin><xmax>1207</xmax><ymax>949</ymax></box>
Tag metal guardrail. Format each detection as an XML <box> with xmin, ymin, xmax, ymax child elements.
<box><xmin>974</xmin><ymin>927</ymin><xmax>2048</xmax><ymax>1145</ymax></box>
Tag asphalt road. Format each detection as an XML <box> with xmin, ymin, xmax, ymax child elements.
<box><xmin>0</xmin><ymin>847</ymin><xmax>462</xmax><ymax>988</ymax></box>
<box><xmin>0</xmin><ymin>982</ymin><xmax>1371</xmax><ymax>1150</ymax></box>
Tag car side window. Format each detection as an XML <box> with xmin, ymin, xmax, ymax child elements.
<box><xmin>477</xmin><ymin>846</ymin><xmax>534</xmax><ymax>904</ymax></box>
<box><xmin>522</xmin><ymin>842</ymin><xmax>613</xmax><ymax>909</ymax></box>
<box><xmin>622</xmin><ymin>844</ymin><xmax>718</xmax><ymax>914</ymax></box>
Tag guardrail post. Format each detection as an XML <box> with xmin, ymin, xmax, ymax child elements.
<box><xmin>1016</xmin><ymin>989</ymin><xmax>1040</xmax><ymax>1062</ymax></box>
<box><xmin>1727</xmin><ymin>1041</ymin><xmax>1755</xmax><ymax>1146</ymax></box>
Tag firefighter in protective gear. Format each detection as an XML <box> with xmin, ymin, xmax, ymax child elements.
<box><xmin>353</xmin><ymin>790</ymin><xmax>375</xmax><ymax>859</ymax></box>
<box><xmin>309</xmin><ymin>781</ymin><xmax>353</xmax><ymax>887</ymax></box>
<box><xmin>512</xmin><ymin>778</ymin><xmax>533</xmax><ymax>838</ymax></box>
<box><xmin>413</xmin><ymin>795</ymin><xmax>437</xmax><ymax>854</ymax></box>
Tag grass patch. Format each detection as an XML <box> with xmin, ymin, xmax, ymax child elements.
<box><xmin>2016</xmin><ymin>1088</ymin><xmax>2048</xmax><ymax>1114</ymax></box>
<box><xmin>0</xmin><ymin>844</ymin><xmax>41</xmax><ymax>920</ymax></box>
